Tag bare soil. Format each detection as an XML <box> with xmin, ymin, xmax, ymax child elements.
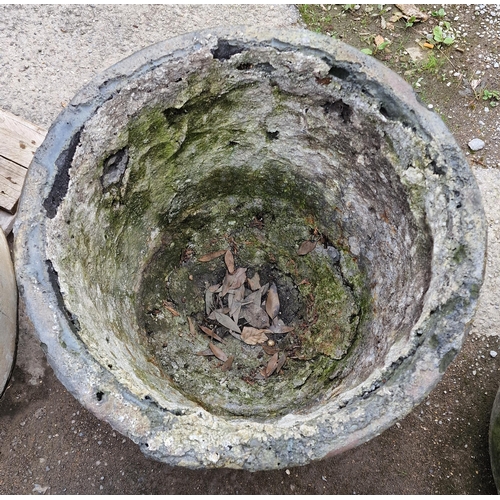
<box><xmin>1</xmin><ymin>4</ymin><xmax>500</xmax><ymax>494</ymax></box>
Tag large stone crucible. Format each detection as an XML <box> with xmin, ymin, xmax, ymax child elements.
<box><xmin>14</xmin><ymin>27</ymin><xmax>486</xmax><ymax>471</ymax></box>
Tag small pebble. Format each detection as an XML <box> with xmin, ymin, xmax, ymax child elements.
<box><xmin>490</xmin><ymin>350</ymin><xmax>498</xmax><ymax>358</ymax></box>
<box><xmin>468</xmin><ymin>138</ymin><xmax>485</xmax><ymax>151</ymax></box>
<box><xmin>286</xmin><ymin>469</ymin><xmax>291</xmax><ymax>475</ymax></box>
<box><xmin>427</xmin><ymin>104</ymin><xmax>434</xmax><ymax>109</ymax></box>
<box><xmin>267</xmin><ymin>340</ymin><xmax>275</xmax><ymax>347</ymax></box>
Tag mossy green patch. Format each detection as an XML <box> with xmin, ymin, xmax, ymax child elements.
<box><xmin>50</xmin><ymin>53</ymin><xmax>432</xmax><ymax>420</ymax></box>
<box><xmin>135</xmin><ymin>174</ymin><xmax>368</xmax><ymax>416</ymax></box>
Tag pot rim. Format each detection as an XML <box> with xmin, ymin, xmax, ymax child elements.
<box><xmin>14</xmin><ymin>26</ymin><xmax>487</xmax><ymax>470</ymax></box>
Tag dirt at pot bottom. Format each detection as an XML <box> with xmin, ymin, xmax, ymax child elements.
<box><xmin>137</xmin><ymin>208</ymin><xmax>366</xmax><ymax>418</ymax></box>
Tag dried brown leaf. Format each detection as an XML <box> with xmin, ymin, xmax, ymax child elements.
<box><xmin>208</xmin><ymin>307</ymin><xmax>230</xmax><ymax>320</ymax></box>
<box><xmin>374</xmin><ymin>34</ymin><xmax>385</xmax><ymax>47</ymax></box>
<box><xmin>221</xmin><ymin>355</ymin><xmax>234</xmax><ymax>372</ymax></box>
<box><xmin>209</xmin><ymin>342</ymin><xmax>228</xmax><ymax>362</ymax></box>
<box><xmin>297</xmin><ymin>240</ymin><xmax>317</xmax><ymax>256</ymax></box>
<box><xmin>241</xmin><ymin>303</ymin><xmax>270</xmax><ymax>329</ymax></box>
<box><xmin>187</xmin><ymin>316</ymin><xmax>196</xmax><ymax>337</ymax></box>
<box><xmin>264</xmin><ymin>352</ymin><xmax>279</xmax><ymax>377</ymax></box>
<box><xmin>230</xmin><ymin>301</ymin><xmax>242</xmax><ymax>324</ymax></box>
<box><xmin>208</xmin><ymin>283</ymin><xmax>222</xmax><ymax>293</ymax></box>
<box><xmin>195</xmin><ymin>348</ymin><xmax>214</xmax><ymax>356</ymax></box>
<box><xmin>270</xmin><ymin>318</ymin><xmax>295</xmax><ymax>334</ymax></box>
<box><xmin>205</xmin><ymin>289</ymin><xmax>214</xmax><ymax>315</ymax></box>
<box><xmin>270</xmin><ymin>324</ymin><xmax>294</xmax><ymax>334</ymax></box>
<box><xmin>244</xmin><ymin>289</ymin><xmax>262</xmax><ymax>307</ymax></box>
<box><xmin>215</xmin><ymin>311</ymin><xmax>241</xmax><ymax>333</ymax></box>
<box><xmin>224</xmin><ymin>249</ymin><xmax>235</xmax><ymax>274</ymax></box>
<box><xmin>229</xmin><ymin>331</ymin><xmax>243</xmax><ymax>341</ymax></box>
<box><xmin>395</xmin><ymin>4</ymin><xmax>429</xmax><ymax>21</ymax></box>
<box><xmin>247</xmin><ymin>272</ymin><xmax>261</xmax><ymax>291</ymax></box>
<box><xmin>241</xmin><ymin>326</ymin><xmax>270</xmax><ymax>345</ymax></box>
<box><xmin>165</xmin><ymin>306</ymin><xmax>180</xmax><ymax>317</ymax></box>
<box><xmin>198</xmin><ymin>249</ymin><xmax>226</xmax><ymax>262</ymax></box>
<box><xmin>276</xmin><ymin>353</ymin><xmax>287</xmax><ymax>374</ymax></box>
<box><xmin>262</xmin><ymin>343</ymin><xmax>279</xmax><ymax>355</ymax></box>
<box><xmin>234</xmin><ymin>284</ymin><xmax>245</xmax><ymax>302</ymax></box>
<box><xmin>199</xmin><ymin>325</ymin><xmax>224</xmax><ymax>343</ymax></box>
<box><xmin>266</xmin><ymin>282</ymin><xmax>280</xmax><ymax>320</ymax></box>
<box><xmin>221</xmin><ymin>267</ymin><xmax>247</xmax><ymax>296</ymax></box>
<box><xmin>389</xmin><ymin>11</ymin><xmax>404</xmax><ymax>22</ymax></box>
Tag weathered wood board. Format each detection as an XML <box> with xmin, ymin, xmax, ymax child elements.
<box><xmin>0</xmin><ymin>155</ymin><xmax>26</xmax><ymax>213</ymax></box>
<box><xmin>0</xmin><ymin>108</ymin><xmax>46</xmax><ymax>167</ymax></box>
<box><xmin>0</xmin><ymin>108</ymin><xmax>47</xmax><ymax>234</ymax></box>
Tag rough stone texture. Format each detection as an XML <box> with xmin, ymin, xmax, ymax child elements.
<box><xmin>468</xmin><ymin>138</ymin><xmax>486</xmax><ymax>151</ymax></box>
<box><xmin>14</xmin><ymin>27</ymin><xmax>486</xmax><ymax>471</ymax></box>
<box><xmin>0</xmin><ymin>229</ymin><xmax>16</xmax><ymax>396</ymax></box>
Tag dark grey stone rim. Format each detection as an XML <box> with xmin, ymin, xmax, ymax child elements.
<box><xmin>14</xmin><ymin>26</ymin><xmax>486</xmax><ymax>470</ymax></box>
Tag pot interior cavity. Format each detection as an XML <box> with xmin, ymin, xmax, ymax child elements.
<box><xmin>45</xmin><ymin>45</ymin><xmax>432</xmax><ymax>419</ymax></box>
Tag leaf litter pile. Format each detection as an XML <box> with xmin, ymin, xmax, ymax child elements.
<box><xmin>141</xmin><ymin>216</ymin><xmax>363</xmax><ymax>417</ymax></box>
<box><xmin>194</xmin><ymin>248</ymin><xmax>299</xmax><ymax>380</ymax></box>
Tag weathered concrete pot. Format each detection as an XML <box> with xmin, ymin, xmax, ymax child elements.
<box><xmin>0</xmin><ymin>229</ymin><xmax>16</xmax><ymax>397</ymax></box>
<box><xmin>14</xmin><ymin>27</ymin><xmax>486</xmax><ymax>470</ymax></box>
<box><xmin>490</xmin><ymin>387</ymin><xmax>500</xmax><ymax>492</ymax></box>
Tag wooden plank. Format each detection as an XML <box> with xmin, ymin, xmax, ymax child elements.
<box><xmin>0</xmin><ymin>108</ymin><xmax>48</xmax><ymax>233</ymax></box>
<box><xmin>0</xmin><ymin>156</ymin><xmax>26</xmax><ymax>213</ymax></box>
<box><xmin>0</xmin><ymin>209</ymin><xmax>15</xmax><ymax>235</ymax></box>
<box><xmin>0</xmin><ymin>108</ymin><xmax>47</xmax><ymax>168</ymax></box>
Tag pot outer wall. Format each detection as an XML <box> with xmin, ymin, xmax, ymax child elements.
<box><xmin>490</xmin><ymin>387</ymin><xmax>500</xmax><ymax>493</ymax></box>
<box><xmin>14</xmin><ymin>27</ymin><xmax>487</xmax><ymax>471</ymax></box>
<box><xmin>0</xmin><ymin>228</ymin><xmax>17</xmax><ymax>397</ymax></box>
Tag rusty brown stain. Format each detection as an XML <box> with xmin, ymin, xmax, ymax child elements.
<box><xmin>316</xmin><ymin>76</ymin><xmax>332</xmax><ymax>85</ymax></box>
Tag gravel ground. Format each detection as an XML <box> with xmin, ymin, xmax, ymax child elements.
<box><xmin>0</xmin><ymin>4</ymin><xmax>299</xmax><ymax>128</ymax></box>
<box><xmin>1</xmin><ymin>4</ymin><xmax>500</xmax><ymax>494</ymax></box>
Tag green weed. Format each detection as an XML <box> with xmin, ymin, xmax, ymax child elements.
<box><xmin>297</xmin><ymin>5</ymin><xmax>336</xmax><ymax>36</ymax></box>
<box><xmin>420</xmin><ymin>53</ymin><xmax>443</xmax><ymax>74</ymax></box>
<box><xmin>482</xmin><ymin>89</ymin><xmax>500</xmax><ymax>107</ymax></box>
<box><xmin>432</xmin><ymin>25</ymin><xmax>455</xmax><ymax>46</ymax></box>
<box><xmin>405</xmin><ymin>15</ymin><xmax>417</xmax><ymax>28</ymax></box>
<box><xmin>431</xmin><ymin>8</ymin><xmax>446</xmax><ymax>18</ymax></box>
